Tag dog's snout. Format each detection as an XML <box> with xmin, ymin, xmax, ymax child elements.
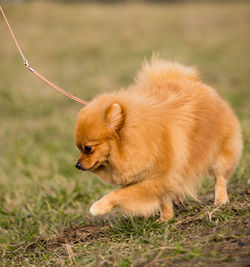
<box><xmin>75</xmin><ymin>161</ymin><xmax>82</xmax><ymax>170</ymax></box>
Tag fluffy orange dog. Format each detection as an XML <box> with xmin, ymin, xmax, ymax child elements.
<box><xmin>74</xmin><ymin>58</ymin><xmax>242</xmax><ymax>221</ymax></box>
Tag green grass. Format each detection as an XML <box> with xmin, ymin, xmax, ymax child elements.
<box><xmin>0</xmin><ymin>1</ymin><xmax>249</xmax><ymax>266</ymax></box>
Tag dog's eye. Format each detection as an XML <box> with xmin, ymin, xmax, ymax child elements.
<box><xmin>84</xmin><ymin>145</ymin><xmax>92</xmax><ymax>154</ymax></box>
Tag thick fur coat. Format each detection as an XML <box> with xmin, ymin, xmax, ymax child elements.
<box><xmin>74</xmin><ymin>58</ymin><xmax>242</xmax><ymax>220</ymax></box>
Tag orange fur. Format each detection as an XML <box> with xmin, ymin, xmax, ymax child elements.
<box><xmin>74</xmin><ymin>58</ymin><xmax>242</xmax><ymax>220</ymax></box>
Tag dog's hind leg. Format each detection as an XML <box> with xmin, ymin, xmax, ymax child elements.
<box><xmin>214</xmin><ymin>174</ymin><xmax>229</xmax><ymax>205</ymax></box>
<box><xmin>212</xmin><ymin>132</ymin><xmax>242</xmax><ymax>205</ymax></box>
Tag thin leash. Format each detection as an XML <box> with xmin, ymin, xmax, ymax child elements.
<box><xmin>0</xmin><ymin>5</ymin><xmax>88</xmax><ymax>106</ymax></box>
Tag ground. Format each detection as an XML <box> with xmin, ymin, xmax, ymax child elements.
<box><xmin>0</xmin><ymin>1</ymin><xmax>249</xmax><ymax>266</ymax></box>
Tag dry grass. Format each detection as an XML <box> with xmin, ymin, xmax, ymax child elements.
<box><xmin>0</xmin><ymin>1</ymin><xmax>249</xmax><ymax>266</ymax></box>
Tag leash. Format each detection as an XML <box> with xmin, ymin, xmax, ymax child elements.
<box><xmin>0</xmin><ymin>5</ymin><xmax>88</xmax><ymax>106</ymax></box>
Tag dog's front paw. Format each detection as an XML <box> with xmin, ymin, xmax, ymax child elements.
<box><xmin>90</xmin><ymin>195</ymin><xmax>114</xmax><ymax>216</ymax></box>
<box><xmin>214</xmin><ymin>196</ymin><xmax>229</xmax><ymax>206</ymax></box>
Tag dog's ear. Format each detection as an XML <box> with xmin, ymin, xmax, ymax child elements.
<box><xmin>104</xmin><ymin>103</ymin><xmax>124</xmax><ymax>132</ymax></box>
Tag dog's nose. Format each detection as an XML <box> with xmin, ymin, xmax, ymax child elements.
<box><xmin>75</xmin><ymin>161</ymin><xmax>82</xmax><ymax>170</ymax></box>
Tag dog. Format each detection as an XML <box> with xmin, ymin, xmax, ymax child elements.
<box><xmin>74</xmin><ymin>58</ymin><xmax>242</xmax><ymax>221</ymax></box>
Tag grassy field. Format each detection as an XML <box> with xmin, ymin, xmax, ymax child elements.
<box><xmin>0</xmin><ymin>1</ymin><xmax>249</xmax><ymax>266</ymax></box>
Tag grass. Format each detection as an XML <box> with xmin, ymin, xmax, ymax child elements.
<box><xmin>0</xmin><ymin>1</ymin><xmax>249</xmax><ymax>266</ymax></box>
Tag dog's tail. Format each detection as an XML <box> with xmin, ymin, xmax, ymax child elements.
<box><xmin>135</xmin><ymin>56</ymin><xmax>200</xmax><ymax>88</ymax></box>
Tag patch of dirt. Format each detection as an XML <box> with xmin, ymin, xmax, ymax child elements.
<box><xmin>26</xmin><ymin>225</ymin><xmax>110</xmax><ymax>251</ymax></box>
<box><xmin>24</xmin><ymin>188</ymin><xmax>249</xmax><ymax>267</ymax></box>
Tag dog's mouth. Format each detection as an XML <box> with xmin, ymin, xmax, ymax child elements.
<box><xmin>93</xmin><ymin>164</ymin><xmax>105</xmax><ymax>171</ymax></box>
<box><xmin>85</xmin><ymin>161</ymin><xmax>103</xmax><ymax>171</ymax></box>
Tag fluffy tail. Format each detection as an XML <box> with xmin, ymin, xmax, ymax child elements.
<box><xmin>135</xmin><ymin>56</ymin><xmax>200</xmax><ymax>88</ymax></box>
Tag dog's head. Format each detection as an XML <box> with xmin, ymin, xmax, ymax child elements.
<box><xmin>74</xmin><ymin>100</ymin><xmax>124</xmax><ymax>171</ymax></box>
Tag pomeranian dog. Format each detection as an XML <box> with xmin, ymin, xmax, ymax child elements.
<box><xmin>74</xmin><ymin>58</ymin><xmax>242</xmax><ymax>221</ymax></box>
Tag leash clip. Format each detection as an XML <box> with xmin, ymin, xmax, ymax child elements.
<box><xmin>23</xmin><ymin>58</ymin><xmax>34</xmax><ymax>73</ymax></box>
<box><xmin>0</xmin><ymin>5</ymin><xmax>88</xmax><ymax>105</ymax></box>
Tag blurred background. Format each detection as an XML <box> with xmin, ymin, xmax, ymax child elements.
<box><xmin>0</xmin><ymin>0</ymin><xmax>249</xmax><ymax>265</ymax></box>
